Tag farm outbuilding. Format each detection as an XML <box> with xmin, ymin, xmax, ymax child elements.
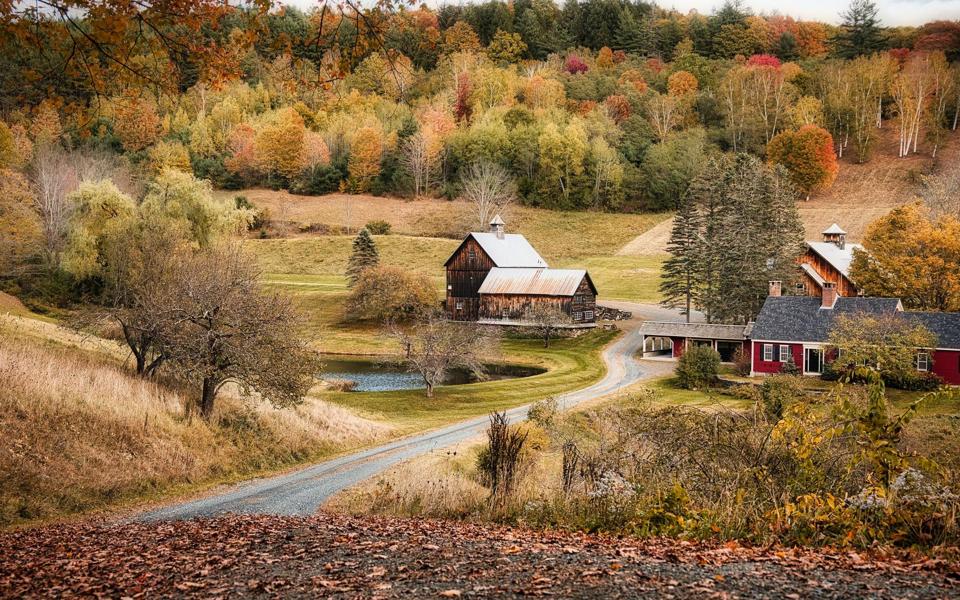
<box><xmin>444</xmin><ymin>217</ymin><xmax>598</xmax><ymax>326</ymax></box>
<box><xmin>639</xmin><ymin>321</ymin><xmax>752</xmax><ymax>363</ymax></box>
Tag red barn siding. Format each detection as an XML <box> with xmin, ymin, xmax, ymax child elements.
<box><xmin>672</xmin><ymin>337</ymin><xmax>685</xmax><ymax>358</ymax></box>
<box><xmin>932</xmin><ymin>350</ymin><xmax>960</xmax><ymax>385</ymax></box>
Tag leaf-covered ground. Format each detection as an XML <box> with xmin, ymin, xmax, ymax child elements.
<box><xmin>1</xmin><ymin>514</ymin><xmax>957</xmax><ymax>598</ymax></box>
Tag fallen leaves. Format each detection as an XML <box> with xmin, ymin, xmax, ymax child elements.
<box><xmin>0</xmin><ymin>512</ymin><xmax>956</xmax><ymax>598</ymax></box>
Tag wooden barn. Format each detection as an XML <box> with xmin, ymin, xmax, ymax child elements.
<box><xmin>444</xmin><ymin>216</ymin><xmax>598</xmax><ymax>326</ymax></box>
<box><xmin>798</xmin><ymin>224</ymin><xmax>863</xmax><ymax>298</ymax></box>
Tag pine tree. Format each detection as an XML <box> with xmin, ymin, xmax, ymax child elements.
<box><xmin>659</xmin><ymin>193</ymin><xmax>702</xmax><ymax>322</ymax></box>
<box><xmin>615</xmin><ymin>10</ymin><xmax>656</xmax><ymax>56</ymax></box>
<box><xmin>346</xmin><ymin>228</ymin><xmax>380</xmax><ymax>287</ymax></box>
<box><xmin>834</xmin><ymin>0</ymin><xmax>884</xmax><ymax>58</ymax></box>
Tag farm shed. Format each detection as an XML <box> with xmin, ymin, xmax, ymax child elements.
<box><xmin>444</xmin><ymin>216</ymin><xmax>598</xmax><ymax>326</ymax></box>
<box><xmin>639</xmin><ymin>322</ymin><xmax>752</xmax><ymax>363</ymax></box>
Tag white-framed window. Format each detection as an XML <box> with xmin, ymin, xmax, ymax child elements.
<box><xmin>763</xmin><ymin>344</ymin><xmax>774</xmax><ymax>362</ymax></box>
<box><xmin>584</xmin><ymin>310</ymin><xmax>594</xmax><ymax>321</ymax></box>
<box><xmin>455</xmin><ymin>301</ymin><xmax>464</xmax><ymax>310</ymax></box>
<box><xmin>779</xmin><ymin>345</ymin><xmax>791</xmax><ymax>363</ymax></box>
<box><xmin>573</xmin><ymin>311</ymin><xmax>583</xmax><ymax>321</ymax></box>
<box><xmin>916</xmin><ymin>352</ymin><xmax>930</xmax><ymax>372</ymax></box>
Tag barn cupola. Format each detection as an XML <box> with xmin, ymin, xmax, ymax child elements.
<box><xmin>822</xmin><ymin>223</ymin><xmax>847</xmax><ymax>249</ymax></box>
<box><xmin>490</xmin><ymin>214</ymin><xmax>505</xmax><ymax>240</ymax></box>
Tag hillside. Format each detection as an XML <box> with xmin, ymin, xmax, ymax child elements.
<box><xmin>618</xmin><ymin>127</ymin><xmax>960</xmax><ymax>256</ymax></box>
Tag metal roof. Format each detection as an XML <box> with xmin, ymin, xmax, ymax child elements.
<box><xmin>639</xmin><ymin>321</ymin><xmax>750</xmax><ymax>340</ymax></box>
<box><xmin>478</xmin><ymin>267</ymin><xmax>592</xmax><ymax>296</ymax></box>
<box><xmin>800</xmin><ymin>263</ymin><xmax>826</xmax><ymax>287</ymax></box>
<box><xmin>464</xmin><ymin>232</ymin><xmax>548</xmax><ymax>268</ymax></box>
<box><xmin>822</xmin><ymin>223</ymin><xmax>847</xmax><ymax>235</ymax></box>
<box><xmin>806</xmin><ymin>241</ymin><xmax>864</xmax><ymax>279</ymax></box>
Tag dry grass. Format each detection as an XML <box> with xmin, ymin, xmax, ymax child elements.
<box><xmin>0</xmin><ymin>333</ymin><xmax>391</xmax><ymax>527</ymax></box>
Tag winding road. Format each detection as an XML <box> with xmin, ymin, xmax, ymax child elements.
<box><xmin>140</xmin><ymin>303</ymin><xmax>684</xmax><ymax>521</ymax></box>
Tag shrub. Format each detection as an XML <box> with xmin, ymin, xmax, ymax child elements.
<box><xmin>476</xmin><ymin>412</ymin><xmax>527</xmax><ymax>504</ymax></box>
<box><xmin>732</xmin><ymin>347</ymin><xmax>751</xmax><ymax>376</ymax></box>
<box><xmin>780</xmin><ymin>354</ymin><xmax>801</xmax><ymax>375</ymax></box>
<box><xmin>345</xmin><ymin>266</ymin><xmax>437</xmax><ymax>323</ymax></box>
<box><xmin>759</xmin><ymin>375</ymin><xmax>806</xmax><ymax>420</ymax></box>
<box><xmin>882</xmin><ymin>369</ymin><xmax>943</xmax><ymax>391</ymax></box>
<box><xmin>290</xmin><ymin>163</ymin><xmax>344</xmax><ymax>195</ymax></box>
<box><xmin>675</xmin><ymin>345</ymin><xmax>720</xmax><ymax>390</ymax></box>
<box><xmin>365</xmin><ymin>220</ymin><xmax>392</xmax><ymax>235</ymax></box>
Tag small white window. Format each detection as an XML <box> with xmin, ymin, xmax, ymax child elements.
<box><xmin>916</xmin><ymin>352</ymin><xmax>930</xmax><ymax>372</ymax></box>
<box><xmin>763</xmin><ymin>344</ymin><xmax>773</xmax><ymax>361</ymax></box>
<box><xmin>573</xmin><ymin>311</ymin><xmax>583</xmax><ymax>321</ymax></box>
<box><xmin>455</xmin><ymin>301</ymin><xmax>464</xmax><ymax>310</ymax></box>
<box><xmin>779</xmin><ymin>345</ymin><xmax>790</xmax><ymax>363</ymax></box>
<box><xmin>584</xmin><ymin>310</ymin><xmax>594</xmax><ymax>320</ymax></box>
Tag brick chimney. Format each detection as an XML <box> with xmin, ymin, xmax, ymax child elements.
<box><xmin>768</xmin><ymin>280</ymin><xmax>782</xmax><ymax>297</ymax></box>
<box><xmin>490</xmin><ymin>214</ymin><xmax>505</xmax><ymax>240</ymax></box>
<box><xmin>821</xmin><ymin>281</ymin><xmax>838</xmax><ymax>309</ymax></box>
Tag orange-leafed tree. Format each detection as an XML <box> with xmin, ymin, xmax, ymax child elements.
<box><xmin>303</xmin><ymin>131</ymin><xmax>331</xmax><ymax>169</ymax></box>
<box><xmin>442</xmin><ymin>21</ymin><xmax>481</xmax><ymax>55</ymax></box>
<box><xmin>766</xmin><ymin>125</ymin><xmax>838</xmax><ymax>199</ymax></box>
<box><xmin>255</xmin><ymin>108</ymin><xmax>307</xmax><ymax>181</ymax></box>
<box><xmin>596</xmin><ymin>46</ymin><xmax>615</xmax><ymax>70</ymax></box>
<box><xmin>113</xmin><ymin>97</ymin><xmax>161</xmax><ymax>152</ymax></box>
<box><xmin>225</xmin><ymin>123</ymin><xmax>259</xmax><ymax>180</ymax></box>
<box><xmin>851</xmin><ymin>202</ymin><xmax>960</xmax><ymax>311</ymax></box>
<box><xmin>667</xmin><ymin>70</ymin><xmax>698</xmax><ymax>97</ymax></box>
<box><xmin>30</xmin><ymin>100</ymin><xmax>63</xmax><ymax>149</ymax></box>
<box><xmin>348</xmin><ymin>126</ymin><xmax>383</xmax><ymax>192</ymax></box>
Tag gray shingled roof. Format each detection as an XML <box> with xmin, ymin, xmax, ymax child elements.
<box><xmin>906</xmin><ymin>312</ymin><xmax>960</xmax><ymax>350</ymax></box>
<box><xmin>640</xmin><ymin>321</ymin><xmax>749</xmax><ymax>340</ymax></box>
<box><xmin>751</xmin><ymin>296</ymin><xmax>903</xmax><ymax>343</ymax></box>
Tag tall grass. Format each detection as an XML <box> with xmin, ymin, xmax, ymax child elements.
<box><xmin>0</xmin><ymin>337</ymin><xmax>390</xmax><ymax>526</ymax></box>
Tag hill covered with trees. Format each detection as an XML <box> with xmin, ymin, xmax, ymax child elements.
<box><xmin>0</xmin><ymin>0</ymin><xmax>957</xmax><ymax>224</ymax></box>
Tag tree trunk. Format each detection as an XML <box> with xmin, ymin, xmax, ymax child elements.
<box><xmin>425</xmin><ymin>381</ymin><xmax>434</xmax><ymax>398</ymax></box>
<box><xmin>543</xmin><ymin>330</ymin><xmax>550</xmax><ymax>348</ymax></box>
<box><xmin>200</xmin><ymin>377</ymin><xmax>217</xmax><ymax>419</ymax></box>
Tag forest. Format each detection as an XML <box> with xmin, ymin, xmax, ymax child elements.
<box><xmin>0</xmin><ymin>0</ymin><xmax>958</xmax><ymax>228</ymax></box>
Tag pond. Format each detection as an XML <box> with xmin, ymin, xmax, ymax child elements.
<box><xmin>322</xmin><ymin>358</ymin><xmax>545</xmax><ymax>392</ymax></box>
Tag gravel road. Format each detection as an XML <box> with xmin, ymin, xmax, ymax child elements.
<box><xmin>140</xmin><ymin>303</ymin><xmax>681</xmax><ymax>521</ymax></box>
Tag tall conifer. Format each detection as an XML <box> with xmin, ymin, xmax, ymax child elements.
<box><xmin>346</xmin><ymin>228</ymin><xmax>380</xmax><ymax>287</ymax></box>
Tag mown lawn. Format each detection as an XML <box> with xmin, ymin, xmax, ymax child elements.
<box><xmin>320</xmin><ymin>330</ymin><xmax>618</xmax><ymax>431</ymax></box>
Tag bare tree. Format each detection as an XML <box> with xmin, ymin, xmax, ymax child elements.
<box><xmin>30</xmin><ymin>149</ymin><xmax>77</xmax><ymax>266</ymax></box>
<box><xmin>459</xmin><ymin>161</ymin><xmax>515</xmax><ymax>230</ymax></box>
<box><xmin>401</xmin><ymin>132</ymin><xmax>428</xmax><ymax>197</ymax></box>
<box><xmin>525</xmin><ymin>304</ymin><xmax>572</xmax><ymax>348</ymax></box>
<box><xmin>392</xmin><ymin>312</ymin><xmax>497</xmax><ymax>397</ymax></box>
<box><xmin>922</xmin><ymin>165</ymin><xmax>960</xmax><ymax>219</ymax></box>
<box><xmin>160</xmin><ymin>244</ymin><xmax>320</xmax><ymax>418</ymax></box>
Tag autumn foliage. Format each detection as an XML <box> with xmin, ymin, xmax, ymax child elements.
<box><xmin>766</xmin><ymin>125</ymin><xmax>838</xmax><ymax>198</ymax></box>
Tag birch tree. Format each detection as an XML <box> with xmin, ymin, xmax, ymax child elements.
<box><xmin>460</xmin><ymin>160</ymin><xmax>515</xmax><ymax>229</ymax></box>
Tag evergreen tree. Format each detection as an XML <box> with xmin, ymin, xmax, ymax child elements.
<box><xmin>776</xmin><ymin>31</ymin><xmax>800</xmax><ymax>61</ymax></box>
<box><xmin>834</xmin><ymin>0</ymin><xmax>884</xmax><ymax>58</ymax></box>
<box><xmin>615</xmin><ymin>10</ymin><xmax>656</xmax><ymax>56</ymax></box>
<box><xmin>659</xmin><ymin>193</ymin><xmax>703</xmax><ymax>322</ymax></box>
<box><xmin>346</xmin><ymin>228</ymin><xmax>380</xmax><ymax>287</ymax></box>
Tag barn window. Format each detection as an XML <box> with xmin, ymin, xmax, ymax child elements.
<box><xmin>584</xmin><ymin>310</ymin><xmax>594</xmax><ymax>321</ymax></box>
<box><xmin>573</xmin><ymin>311</ymin><xmax>583</xmax><ymax>321</ymax></box>
<box><xmin>763</xmin><ymin>344</ymin><xmax>773</xmax><ymax>362</ymax></box>
<box><xmin>779</xmin><ymin>345</ymin><xmax>791</xmax><ymax>363</ymax></box>
<box><xmin>455</xmin><ymin>301</ymin><xmax>464</xmax><ymax>311</ymax></box>
<box><xmin>916</xmin><ymin>352</ymin><xmax>930</xmax><ymax>372</ymax></box>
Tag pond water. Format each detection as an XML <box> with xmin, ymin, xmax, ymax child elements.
<box><xmin>322</xmin><ymin>358</ymin><xmax>544</xmax><ymax>392</ymax></box>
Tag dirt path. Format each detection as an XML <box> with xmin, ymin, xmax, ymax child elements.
<box><xmin>2</xmin><ymin>514</ymin><xmax>956</xmax><ymax>598</ymax></box>
<box><xmin>137</xmin><ymin>304</ymin><xmax>676</xmax><ymax>521</ymax></box>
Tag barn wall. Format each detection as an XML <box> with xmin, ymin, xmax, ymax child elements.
<box><xmin>446</xmin><ymin>237</ymin><xmax>494</xmax><ymax>321</ymax></box>
<box><xmin>569</xmin><ymin>279</ymin><xmax>597</xmax><ymax>322</ymax></box>
<box><xmin>799</xmin><ymin>250</ymin><xmax>858</xmax><ymax>297</ymax></box>
<box><xmin>479</xmin><ymin>294</ymin><xmax>571</xmax><ymax>320</ymax></box>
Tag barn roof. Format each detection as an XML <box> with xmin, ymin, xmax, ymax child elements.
<box><xmin>800</xmin><ymin>263</ymin><xmax>826</xmax><ymax>287</ymax></box>
<box><xmin>806</xmin><ymin>241</ymin><xmax>864</xmax><ymax>279</ymax></box>
<box><xmin>444</xmin><ymin>233</ymin><xmax>548</xmax><ymax>268</ymax></box>
<box><xmin>478</xmin><ymin>268</ymin><xmax>594</xmax><ymax>297</ymax></box>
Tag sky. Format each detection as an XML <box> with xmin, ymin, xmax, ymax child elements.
<box><xmin>282</xmin><ymin>0</ymin><xmax>960</xmax><ymax>27</ymax></box>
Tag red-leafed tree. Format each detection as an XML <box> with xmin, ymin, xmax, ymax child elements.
<box><xmin>747</xmin><ymin>54</ymin><xmax>782</xmax><ymax>69</ymax></box>
<box><xmin>564</xmin><ymin>55</ymin><xmax>588</xmax><ymax>75</ymax></box>
<box><xmin>766</xmin><ymin>125</ymin><xmax>838</xmax><ymax>199</ymax></box>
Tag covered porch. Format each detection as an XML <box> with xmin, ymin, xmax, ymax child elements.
<box><xmin>639</xmin><ymin>322</ymin><xmax>752</xmax><ymax>363</ymax></box>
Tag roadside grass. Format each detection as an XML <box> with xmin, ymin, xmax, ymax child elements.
<box><xmin>0</xmin><ymin>332</ymin><xmax>392</xmax><ymax>528</ymax></box>
<box><xmin>320</xmin><ymin>330</ymin><xmax>617</xmax><ymax>432</ymax></box>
